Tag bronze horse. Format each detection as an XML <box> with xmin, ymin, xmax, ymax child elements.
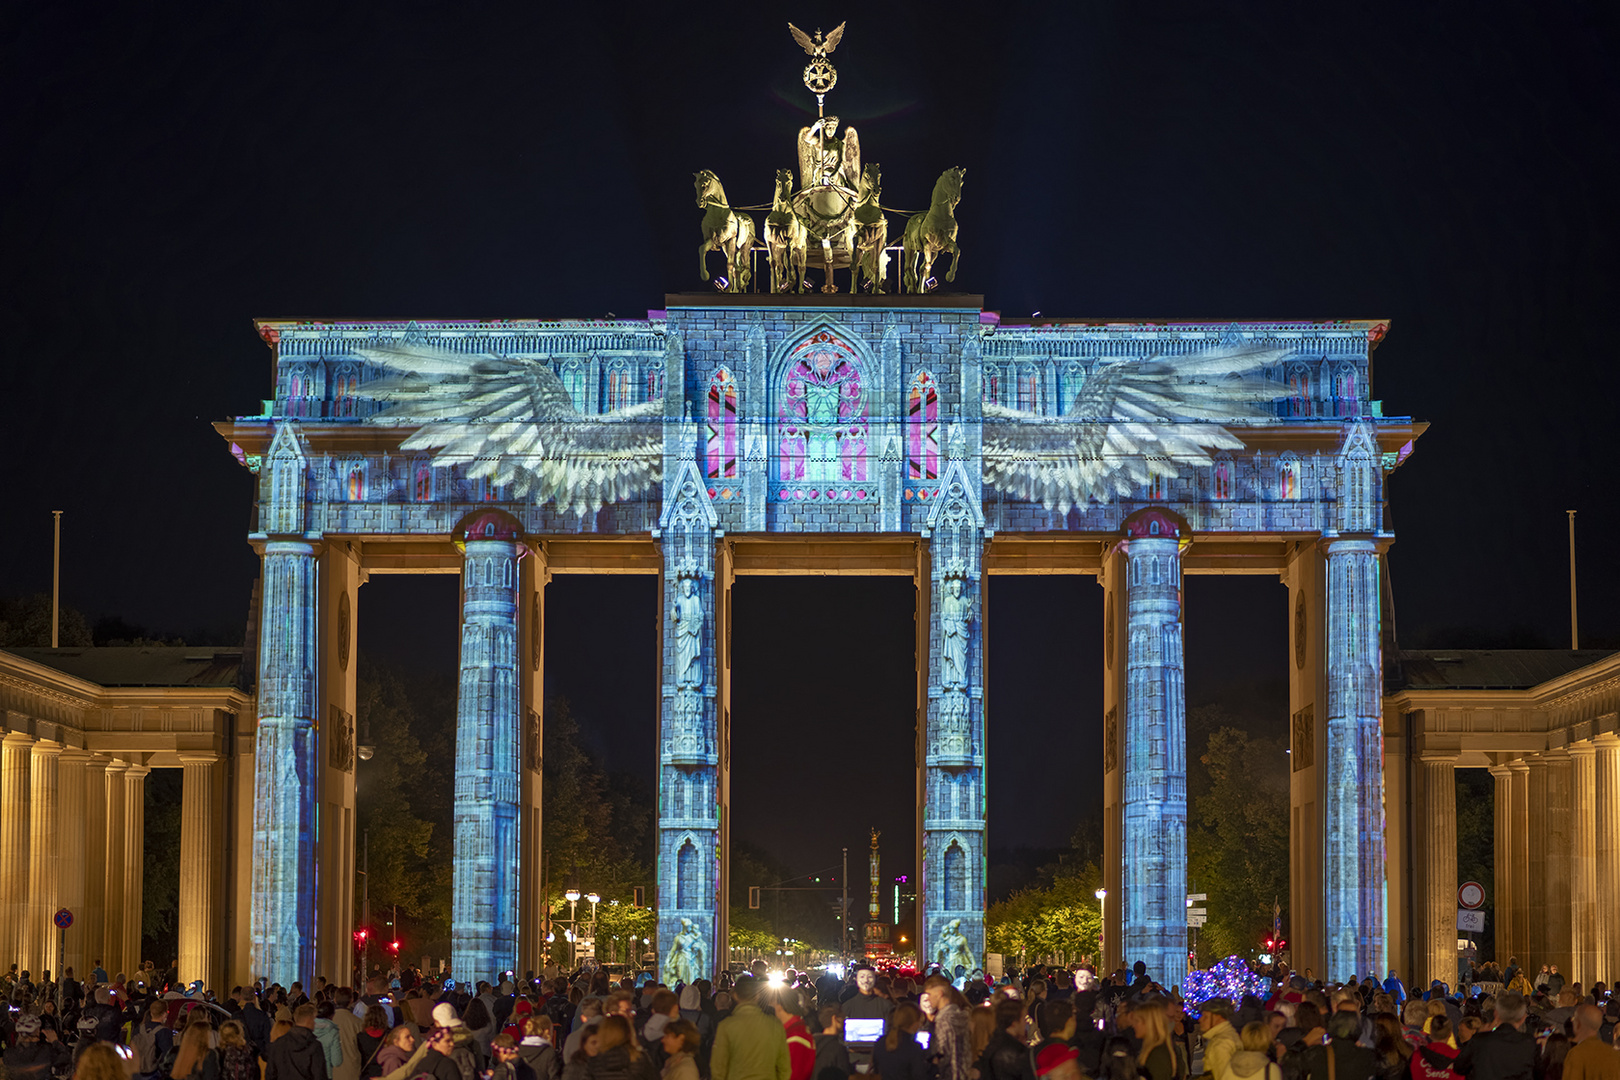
<box><xmin>764</xmin><ymin>168</ymin><xmax>808</xmax><ymax>294</ymax></box>
<box><xmin>902</xmin><ymin>167</ymin><xmax>964</xmax><ymax>293</ymax></box>
<box><xmin>850</xmin><ymin>163</ymin><xmax>888</xmax><ymax>294</ymax></box>
<box><xmin>695</xmin><ymin>170</ymin><xmax>756</xmax><ymax>293</ymax></box>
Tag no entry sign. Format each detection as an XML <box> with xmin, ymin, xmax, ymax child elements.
<box><xmin>1457</xmin><ymin>882</ymin><xmax>1485</xmax><ymax>910</ymax></box>
<box><xmin>53</xmin><ymin>908</ymin><xmax>73</xmax><ymax>930</ymax></box>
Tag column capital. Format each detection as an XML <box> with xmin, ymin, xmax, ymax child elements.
<box><xmin>1488</xmin><ymin>763</ymin><xmax>1514</xmax><ymax>778</ymax></box>
<box><xmin>177</xmin><ymin>753</ymin><xmax>219</xmax><ymax>767</ymax></box>
<box><xmin>1508</xmin><ymin>760</ymin><xmax>1531</xmax><ymax>774</ymax></box>
<box><xmin>1567</xmin><ymin>741</ymin><xmax>1597</xmax><ymax>760</ymax></box>
<box><xmin>1</xmin><ymin>731</ymin><xmax>35</xmax><ymax>748</ymax></box>
<box><xmin>59</xmin><ymin>747</ymin><xmax>94</xmax><ymax>765</ymax></box>
<box><xmin>124</xmin><ymin>764</ymin><xmax>151</xmax><ymax>779</ymax></box>
<box><xmin>1420</xmin><ymin>752</ymin><xmax>1459</xmax><ymax>765</ymax></box>
<box><xmin>29</xmin><ymin>740</ymin><xmax>64</xmax><ymax>759</ymax></box>
<box><xmin>1590</xmin><ymin>731</ymin><xmax>1620</xmax><ymax>749</ymax></box>
<box><xmin>103</xmin><ymin>759</ymin><xmax>130</xmax><ymax>774</ymax></box>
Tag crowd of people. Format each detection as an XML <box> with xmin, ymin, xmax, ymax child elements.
<box><xmin>1</xmin><ymin>955</ymin><xmax>1617</xmax><ymax>1080</ymax></box>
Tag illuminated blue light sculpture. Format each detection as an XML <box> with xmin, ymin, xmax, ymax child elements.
<box><xmin>232</xmin><ymin>308</ymin><xmax>1409</xmax><ymax>986</ymax></box>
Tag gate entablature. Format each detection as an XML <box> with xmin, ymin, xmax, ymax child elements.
<box><xmin>221</xmin><ymin>300</ymin><xmax>1421</xmax><ymax>988</ymax></box>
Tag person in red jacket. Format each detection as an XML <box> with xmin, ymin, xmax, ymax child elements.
<box><xmin>769</xmin><ymin>987</ymin><xmax>815</xmax><ymax>1080</ymax></box>
<box><xmin>1411</xmin><ymin>1017</ymin><xmax>1460</xmax><ymax>1080</ymax></box>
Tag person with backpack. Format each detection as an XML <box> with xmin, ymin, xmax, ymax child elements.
<box><xmin>131</xmin><ymin>999</ymin><xmax>176</xmax><ymax>1078</ymax></box>
<box><xmin>266</xmin><ymin>1004</ymin><xmax>330</xmax><ymax>1080</ymax></box>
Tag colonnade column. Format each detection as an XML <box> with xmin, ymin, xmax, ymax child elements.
<box><xmin>1322</xmin><ymin>537</ymin><xmax>1386</xmax><ymax>979</ymax></box>
<box><xmin>1117</xmin><ymin>508</ymin><xmax>1187</xmax><ymax>990</ymax></box>
<box><xmin>82</xmin><ymin>757</ymin><xmax>108</xmax><ymax>978</ymax></box>
<box><xmin>250</xmin><ymin>538</ymin><xmax>320</xmax><ymax>987</ymax></box>
<box><xmin>1418</xmin><ymin>754</ymin><xmax>1457</xmax><ymax>987</ymax></box>
<box><xmin>1569</xmin><ymin>743</ymin><xmax>1598</xmax><ymax>986</ymax></box>
<box><xmin>123</xmin><ymin>765</ymin><xmax>149</xmax><ymax>971</ymax></box>
<box><xmin>1508</xmin><ymin>762</ymin><xmax>1530</xmax><ymax>970</ymax></box>
<box><xmin>103</xmin><ymin>761</ymin><xmax>127</xmax><ymax>975</ymax></box>
<box><xmin>1488</xmin><ymin>766</ymin><xmax>1513</xmax><ymax>965</ymax></box>
<box><xmin>25</xmin><ymin>741</ymin><xmax>63</xmax><ymax>975</ymax></box>
<box><xmin>516</xmin><ymin>546</ymin><xmax>549</xmax><ymax>979</ymax></box>
<box><xmin>179</xmin><ymin>755</ymin><xmax>219</xmax><ymax>985</ymax></box>
<box><xmin>1594</xmin><ymin>735</ymin><xmax>1620</xmax><ymax>981</ymax></box>
<box><xmin>1541</xmin><ymin>752</ymin><xmax>1573</xmax><ymax>976</ymax></box>
<box><xmin>451</xmin><ymin>513</ymin><xmax>524</xmax><ymax>983</ymax></box>
<box><xmin>0</xmin><ymin>733</ymin><xmax>32</xmax><ymax>970</ymax></box>
<box><xmin>58</xmin><ymin>750</ymin><xmax>90</xmax><ymax>977</ymax></box>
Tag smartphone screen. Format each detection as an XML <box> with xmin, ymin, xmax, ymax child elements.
<box><xmin>915</xmin><ymin>1032</ymin><xmax>931</xmax><ymax>1050</ymax></box>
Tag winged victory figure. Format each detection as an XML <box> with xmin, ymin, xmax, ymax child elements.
<box><xmin>981</xmin><ymin>341</ymin><xmax>1291</xmax><ymax>513</ymax></box>
<box><xmin>356</xmin><ymin>341</ymin><xmax>663</xmax><ymax>515</ymax></box>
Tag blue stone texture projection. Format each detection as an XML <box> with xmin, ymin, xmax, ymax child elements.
<box><xmin>241</xmin><ymin>304</ymin><xmax>1403</xmax><ymax>986</ymax></box>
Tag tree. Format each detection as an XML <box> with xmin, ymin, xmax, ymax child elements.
<box><xmin>1187</xmin><ymin>726</ymin><xmax>1289</xmax><ymax>964</ymax></box>
<box><xmin>986</xmin><ymin>861</ymin><xmax>1103</xmax><ymax>967</ymax></box>
<box><xmin>542</xmin><ymin>697</ymin><xmax>652</xmax><ymax>905</ymax></box>
<box><xmin>0</xmin><ymin>594</ymin><xmax>92</xmax><ymax>647</ymax></box>
<box><xmin>355</xmin><ymin>669</ymin><xmax>441</xmax><ymax>942</ymax></box>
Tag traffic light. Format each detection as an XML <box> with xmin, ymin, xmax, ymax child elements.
<box><xmin>1264</xmin><ymin>938</ymin><xmax>1275</xmax><ymax>951</ymax></box>
<box><xmin>749</xmin><ymin>886</ymin><xmax>761</xmax><ymax>909</ymax></box>
<box><xmin>353</xmin><ymin>928</ymin><xmax>369</xmax><ymax>949</ymax></box>
<box><xmin>633</xmin><ymin>886</ymin><xmax>645</xmax><ymax>907</ymax></box>
<box><xmin>389</xmin><ymin>939</ymin><xmax>401</xmax><ymax>956</ymax></box>
<box><xmin>1276</xmin><ymin>939</ymin><xmax>1287</xmax><ymax>953</ymax></box>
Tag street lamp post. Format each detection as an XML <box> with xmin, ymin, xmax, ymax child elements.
<box><xmin>565</xmin><ymin>889</ymin><xmax>581</xmax><ymax>967</ymax></box>
<box><xmin>586</xmin><ymin>893</ymin><xmax>600</xmax><ymax>962</ymax></box>
<box><xmin>1094</xmin><ymin>888</ymin><xmax>1107</xmax><ymax>972</ymax></box>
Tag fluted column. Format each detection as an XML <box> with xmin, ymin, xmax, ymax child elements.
<box><xmin>1119</xmin><ymin>511</ymin><xmax>1187</xmax><ymax>991</ymax></box>
<box><xmin>25</xmin><ymin>741</ymin><xmax>63</xmax><ymax>975</ymax></box>
<box><xmin>1323</xmin><ymin>537</ymin><xmax>1387</xmax><ymax>979</ymax></box>
<box><xmin>1594</xmin><ymin>735</ymin><xmax>1620</xmax><ymax>982</ymax></box>
<box><xmin>1489</xmin><ymin>766</ymin><xmax>1514</xmax><ymax>965</ymax></box>
<box><xmin>1508</xmin><ymin>762</ymin><xmax>1529</xmax><ymax>969</ymax></box>
<box><xmin>102</xmin><ymin>761</ymin><xmax>128</xmax><ymax>975</ymax></box>
<box><xmin>251</xmin><ymin>538</ymin><xmax>320</xmax><ymax>987</ymax></box>
<box><xmin>1569</xmin><ymin>743</ymin><xmax>1597</xmax><ymax>986</ymax></box>
<box><xmin>0</xmin><ymin>733</ymin><xmax>33</xmax><ymax>971</ymax></box>
<box><xmin>1420</xmin><ymin>755</ymin><xmax>1457</xmax><ymax>987</ymax></box>
<box><xmin>58</xmin><ymin>751</ymin><xmax>90</xmax><ymax>977</ymax></box>
<box><xmin>123</xmin><ymin>765</ymin><xmax>149</xmax><ymax>974</ymax></box>
<box><xmin>452</xmin><ymin>530</ymin><xmax>524</xmax><ymax>982</ymax></box>
<box><xmin>178</xmin><ymin>755</ymin><xmax>218</xmax><ymax>985</ymax></box>
<box><xmin>82</xmin><ymin>757</ymin><xmax>108</xmax><ymax>978</ymax></box>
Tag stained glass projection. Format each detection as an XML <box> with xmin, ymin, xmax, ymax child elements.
<box><xmin>908</xmin><ymin>371</ymin><xmax>940</xmax><ymax>481</ymax></box>
<box><xmin>706</xmin><ymin>368</ymin><xmax>737</xmax><ymax>480</ymax></box>
<box><xmin>778</xmin><ymin>331</ymin><xmax>867</xmax><ymax>485</ymax></box>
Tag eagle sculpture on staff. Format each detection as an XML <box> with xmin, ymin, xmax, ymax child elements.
<box><xmin>788</xmin><ymin>21</ymin><xmax>845</xmax><ymax>58</ymax></box>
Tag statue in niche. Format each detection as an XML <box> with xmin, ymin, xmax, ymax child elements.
<box><xmin>672</xmin><ymin>572</ymin><xmax>704</xmax><ymax>690</ymax></box>
<box><xmin>939</xmin><ymin>575</ymin><xmax>973</xmax><ymax>691</ymax></box>
<box><xmin>935</xmin><ymin>918</ymin><xmax>975</xmax><ymax>975</ymax></box>
<box><xmin>664</xmin><ymin>917</ymin><xmax>706</xmax><ymax>986</ymax></box>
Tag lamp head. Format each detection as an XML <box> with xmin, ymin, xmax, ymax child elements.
<box><xmin>565</xmin><ymin>890</ymin><xmax>581</xmax><ymax>903</ymax></box>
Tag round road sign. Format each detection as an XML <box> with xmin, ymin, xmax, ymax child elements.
<box><xmin>1458</xmin><ymin>882</ymin><xmax>1485</xmax><ymax>910</ymax></box>
<box><xmin>53</xmin><ymin>908</ymin><xmax>74</xmax><ymax>930</ymax></box>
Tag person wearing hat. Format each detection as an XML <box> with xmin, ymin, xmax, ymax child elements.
<box><xmin>3</xmin><ymin>1012</ymin><xmax>71</xmax><ymax>1080</ymax></box>
<box><xmin>429</xmin><ymin>1003</ymin><xmax>484</xmax><ymax>1079</ymax></box>
<box><xmin>1035</xmin><ymin>1044</ymin><xmax>1082</xmax><ymax>1080</ymax></box>
<box><xmin>490</xmin><ymin>1033</ymin><xmax>537</xmax><ymax>1080</ymax></box>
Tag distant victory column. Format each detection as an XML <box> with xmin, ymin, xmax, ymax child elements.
<box><xmin>865</xmin><ymin>829</ymin><xmax>889</xmax><ymax>954</ymax></box>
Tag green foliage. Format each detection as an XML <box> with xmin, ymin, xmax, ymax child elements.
<box><xmin>985</xmin><ymin>860</ymin><xmax>1102</xmax><ymax>965</ymax></box>
<box><xmin>0</xmin><ymin>594</ymin><xmax>93</xmax><ymax>647</ymax></box>
<box><xmin>542</xmin><ymin>697</ymin><xmax>653</xmax><ymax>902</ymax></box>
<box><xmin>1187</xmin><ymin>725</ymin><xmax>1289</xmax><ymax>964</ymax></box>
<box><xmin>355</xmin><ymin>670</ymin><xmax>442</xmax><ymax>940</ymax></box>
<box><xmin>589</xmin><ymin>900</ymin><xmax>657</xmax><ymax>964</ymax></box>
<box><xmin>142</xmin><ymin>769</ymin><xmax>184</xmax><ymax>960</ymax></box>
<box><xmin>728</xmin><ymin>840</ymin><xmax>843</xmax><ymax>950</ymax></box>
<box><xmin>1455</xmin><ymin>769</ymin><xmax>1495</xmax><ymax>960</ymax></box>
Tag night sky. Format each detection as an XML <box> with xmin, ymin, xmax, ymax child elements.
<box><xmin>5</xmin><ymin>3</ymin><xmax>1617</xmax><ymax>880</ymax></box>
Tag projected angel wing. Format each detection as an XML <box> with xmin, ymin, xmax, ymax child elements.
<box><xmin>823</xmin><ymin>22</ymin><xmax>846</xmax><ymax>54</ymax></box>
<box><xmin>788</xmin><ymin>23</ymin><xmax>816</xmax><ymax>56</ymax></box>
<box><xmin>358</xmin><ymin>341</ymin><xmax>663</xmax><ymax>515</ymax></box>
<box><xmin>981</xmin><ymin>342</ymin><xmax>1290</xmax><ymax>513</ymax></box>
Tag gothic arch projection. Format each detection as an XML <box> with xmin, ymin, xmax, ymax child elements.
<box><xmin>943</xmin><ymin>841</ymin><xmax>966</xmax><ymax>911</ymax></box>
<box><xmin>773</xmin><ymin>325</ymin><xmax>871</xmax><ymax>488</ymax></box>
<box><xmin>346</xmin><ymin>461</ymin><xmax>366</xmax><ymax>502</ymax></box>
<box><xmin>223</xmin><ymin>310</ymin><xmax>1414</xmax><ymax>994</ymax></box>
<box><xmin>706</xmin><ymin>368</ymin><xmax>738</xmax><ymax>480</ymax></box>
<box><xmin>1278</xmin><ymin>453</ymin><xmax>1302</xmax><ymax>500</ymax></box>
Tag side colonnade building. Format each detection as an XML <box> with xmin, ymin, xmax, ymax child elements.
<box><xmin>0</xmin><ymin>648</ymin><xmax>249</xmax><ymax>990</ymax></box>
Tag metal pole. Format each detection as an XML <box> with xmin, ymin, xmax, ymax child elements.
<box><xmin>841</xmin><ymin>847</ymin><xmax>849</xmax><ymax>959</ymax></box>
<box><xmin>51</xmin><ymin>511</ymin><xmax>63</xmax><ymax>647</ymax></box>
<box><xmin>1567</xmin><ymin>510</ymin><xmax>1579</xmax><ymax>650</ymax></box>
<box><xmin>362</xmin><ymin>829</ymin><xmax>370</xmax><ymax>984</ymax></box>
